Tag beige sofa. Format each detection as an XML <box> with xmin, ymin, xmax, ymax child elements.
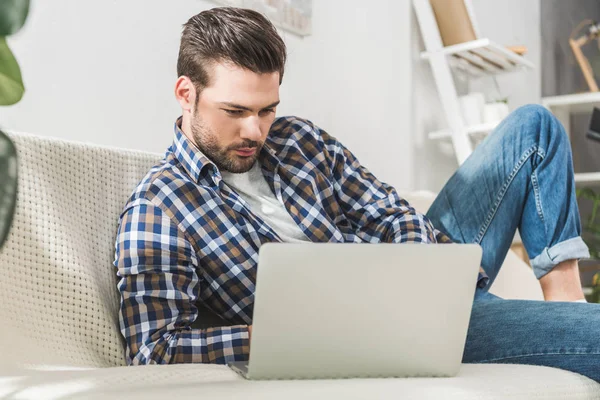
<box><xmin>0</xmin><ymin>132</ymin><xmax>598</xmax><ymax>399</ymax></box>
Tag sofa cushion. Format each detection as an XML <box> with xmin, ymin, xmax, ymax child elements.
<box><xmin>1</xmin><ymin>363</ymin><xmax>599</xmax><ymax>399</ymax></box>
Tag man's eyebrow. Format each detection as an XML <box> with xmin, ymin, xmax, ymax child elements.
<box><xmin>219</xmin><ymin>101</ymin><xmax>280</xmax><ymax>111</ymax></box>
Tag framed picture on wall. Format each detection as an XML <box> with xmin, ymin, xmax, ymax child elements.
<box><xmin>211</xmin><ymin>0</ymin><xmax>312</xmax><ymax>37</ymax></box>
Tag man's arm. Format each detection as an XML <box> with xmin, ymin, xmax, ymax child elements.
<box><xmin>114</xmin><ymin>201</ymin><xmax>250</xmax><ymax>365</ymax></box>
<box><xmin>313</xmin><ymin>124</ymin><xmax>488</xmax><ymax>286</ymax></box>
<box><xmin>316</xmin><ymin>127</ymin><xmax>440</xmax><ymax>244</ymax></box>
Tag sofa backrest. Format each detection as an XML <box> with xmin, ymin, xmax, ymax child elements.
<box><xmin>0</xmin><ymin>132</ymin><xmax>162</xmax><ymax>368</ymax></box>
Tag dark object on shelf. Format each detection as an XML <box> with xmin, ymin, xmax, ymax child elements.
<box><xmin>587</xmin><ymin>107</ymin><xmax>600</xmax><ymax>142</ymax></box>
<box><xmin>0</xmin><ymin>130</ymin><xmax>17</xmax><ymax>249</ymax></box>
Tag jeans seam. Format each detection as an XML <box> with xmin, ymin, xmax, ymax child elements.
<box><xmin>532</xmin><ymin>147</ymin><xmax>547</xmax><ymax>223</ymax></box>
<box><xmin>472</xmin><ymin>350</ymin><xmax>600</xmax><ymax>363</ymax></box>
<box><xmin>530</xmin><ymin>170</ymin><xmax>544</xmax><ymax>223</ymax></box>
<box><xmin>474</xmin><ymin>145</ymin><xmax>539</xmax><ymax>244</ymax></box>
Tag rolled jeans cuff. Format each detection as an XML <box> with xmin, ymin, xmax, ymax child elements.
<box><xmin>530</xmin><ymin>236</ymin><xmax>591</xmax><ymax>279</ymax></box>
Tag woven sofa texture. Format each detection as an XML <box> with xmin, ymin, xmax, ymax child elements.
<box><xmin>1</xmin><ymin>132</ymin><xmax>598</xmax><ymax>399</ymax></box>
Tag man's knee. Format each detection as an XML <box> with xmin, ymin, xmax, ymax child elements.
<box><xmin>507</xmin><ymin>104</ymin><xmax>554</xmax><ymax>127</ymax></box>
<box><xmin>504</xmin><ymin>104</ymin><xmax>567</xmax><ymax>145</ymax></box>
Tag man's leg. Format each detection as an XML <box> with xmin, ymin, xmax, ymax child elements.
<box><xmin>424</xmin><ymin>104</ymin><xmax>599</xmax><ymax>381</ymax></box>
<box><xmin>540</xmin><ymin>259</ymin><xmax>584</xmax><ymax>301</ymax></box>
<box><xmin>425</xmin><ymin>104</ymin><xmax>590</xmax><ymax>295</ymax></box>
<box><xmin>465</xmin><ymin>290</ymin><xmax>600</xmax><ymax>383</ymax></box>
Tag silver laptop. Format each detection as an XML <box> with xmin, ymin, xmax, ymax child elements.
<box><xmin>229</xmin><ymin>243</ymin><xmax>482</xmax><ymax>380</ymax></box>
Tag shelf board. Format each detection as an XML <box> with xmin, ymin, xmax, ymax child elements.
<box><xmin>428</xmin><ymin>121</ymin><xmax>499</xmax><ymax>140</ymax></box>
<box><xmin>542</xmin><ymin>92</ymin><xmax>600</xmax><ymax>114</ymax></box>
<box><xmin>575</xmin><ymin>172</ymin><xmax>600</xmax><ymax>185</ymax></box>
<box><xmin>420</xmin><ymin>38</ymin><xmax>534</xmax><ymax>77</ymax></box>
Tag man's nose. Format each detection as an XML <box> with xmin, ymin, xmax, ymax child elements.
<box><xmin>240</xmin><ymin>117</ymin><xmax>262</xmax><ymax>141</ymax></box>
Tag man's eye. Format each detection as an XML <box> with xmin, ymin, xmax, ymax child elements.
<box><xmin>224</xmin><ymin>109</ymin><xmax>243</xmax><ymax>115</ymax></box>
<box><xmin>260</xmin><ymin>109</ymin><xmax>275</xmax><ymax>115</ymax></box>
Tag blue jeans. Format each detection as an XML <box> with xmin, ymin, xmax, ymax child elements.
<box><xmin>425</xmin><ymin>105</ymin><xmax>599</xmax><ymax>382</ymax></box>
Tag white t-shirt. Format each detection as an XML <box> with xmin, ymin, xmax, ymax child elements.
<box><xmin>221</xmin><ymin>162</ymin><xmax>310</xmax><ymax>243</ymax></box>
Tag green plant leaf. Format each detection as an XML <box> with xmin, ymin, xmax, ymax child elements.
<box><xmin>0</xmin><ymin>129</ymin><xmax>17</xmax><ymax>249</ymax></box>
<box><xmin>579</xmin><ymin>187</ymin><xmax>598</xmax><ymax>201</ymax></box>
<box><xmin>0</xmin><ymin>38</ymin><xmax>24</xmax><ymax>105</ymax></box>
<box><xmin>587</xmin><ymin>225</ymin><xmax>600</xmax><ymax>235</ymax></box>
<box><xmin>591</xmin><ymin>200</ymin><xmax>599</xmax><ymax>226</ymax></box>
<box><xmin>0</xmin><ymin>0</ymin><xmax>29</xmax><ymax>36</ymax></box>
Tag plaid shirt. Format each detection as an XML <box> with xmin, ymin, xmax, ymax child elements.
<box><xmin>114</xmin><ymin>116</ymin><xmax>488</xmax><ymax>366</ymax></box>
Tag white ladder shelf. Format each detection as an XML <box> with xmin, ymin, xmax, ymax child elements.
<box><xmin>412</xmin><ymin>0</ymin><xmax>534</xmax><ymax>165</ymax></box>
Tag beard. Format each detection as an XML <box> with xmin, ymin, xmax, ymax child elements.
<box><xmin>190</xmin><ymin>113</ymin><xmax>263</xmax><ymax>174</ymax></box>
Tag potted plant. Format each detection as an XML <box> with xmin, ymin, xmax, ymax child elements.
<box><xmin>0</xmin><ymin>0</ymin><xmax>29</xmax><ymax>249</ymax></box>
<box><xmin>576</xmin><ymin>186</ymin><xmax>600</xmax><ymax>303</ymax></box>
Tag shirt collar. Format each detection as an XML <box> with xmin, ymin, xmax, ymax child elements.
<box><xmin>171</xmin><ymin>117</ymin><xmax>218</xmax><ymax>185</ymax></box>
<box><xmin>258</xmin><ymin>140</ymin><xmax>280</xmax><ymax>171</ymax></box>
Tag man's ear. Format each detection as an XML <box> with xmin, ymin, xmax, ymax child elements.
<box><xmin>174</xmin><ymin>76</ymin><xmax>197</xmax><ymax>112</ymax></box>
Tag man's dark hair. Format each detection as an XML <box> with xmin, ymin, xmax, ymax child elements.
<box><xmin>177</xmin><ymin>7</ymin><xmax>287</xmax><ymax>93</ymax></box>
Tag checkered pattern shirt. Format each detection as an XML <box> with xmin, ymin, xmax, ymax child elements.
<box><xmin>114</xmin><ymin>116</ymin><xmax>489</xmax><ymax>366</ymax></box>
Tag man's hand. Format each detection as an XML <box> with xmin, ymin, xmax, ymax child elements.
<box><xmin>248</xmin><ymin>325</ymin><xmax>252</xmax><ymax>341</ymax></box>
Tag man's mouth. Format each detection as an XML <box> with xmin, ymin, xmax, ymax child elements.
<box><xmin>234</xmin><ymin>148</ymin><xmax>257</xmax><ymax>157</ymax></box>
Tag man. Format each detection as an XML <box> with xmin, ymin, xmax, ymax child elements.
<box><xmin>114</xmin><ymin>7</ymin><xmax>600</xmax><ymax>381</ymax></box>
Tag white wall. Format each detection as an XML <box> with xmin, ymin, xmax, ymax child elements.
<box><xmin>412</xmin><ymin>0</ymin><xmax>541</xmax><ymax>191</ymax></box>
<box><xmin>0</xmin><ymin>0</ymin><xmax>413</xmax><ymax>191</ymax></box>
